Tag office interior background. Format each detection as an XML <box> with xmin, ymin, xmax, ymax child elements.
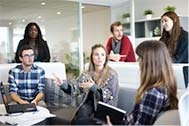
<box><xmin>0</xmin><ymin>0</ymin><xmax>188</xmax><ymax>78</ymax></box>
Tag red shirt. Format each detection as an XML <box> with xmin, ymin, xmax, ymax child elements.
<box><xmin>106</xmin><ymin>35</ymin><xmax>136</xmax><ymax>62</ymax></box>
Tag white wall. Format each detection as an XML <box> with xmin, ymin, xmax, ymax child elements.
<box><xmin>111</xmin><ymin>0</ymin><xmax>188</xmax><ymax>20</ymax></box>
<box><xmin>83</xmin><ymin>8</ymin><xmax>111</xmax><ymax>57</ymax></box>
<box><xmin>134</xmin><ymin>0</ymin><xmax>188</xmax><ymax>20</ymax></box>
<box><xmin>45</xmin><ymin>15</ymin><xmax>79</xmax><ymax>62</ymax></box>
<box><xmin>111</xmin><ymin>0</ymin><xmax>188</xmax><ymax>49</ymax></box>
<box><xmin>45</xmin><ymin>7</ymin><xmax>111</xmax><ymax>62</ymax></box>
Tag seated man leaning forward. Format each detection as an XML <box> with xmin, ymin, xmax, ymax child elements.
<box><xmin>8</xmin><ymin>45</ymin><xmax>46</xmax><ymax>106</ymax></box>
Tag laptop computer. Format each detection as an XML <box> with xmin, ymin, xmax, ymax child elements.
<box><xmin>0</xmin><ymin>81</ymin><xmax>37</xmax><ymax>114</ymax></box>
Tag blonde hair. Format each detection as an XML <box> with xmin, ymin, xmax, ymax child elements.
<box><xmin>87</xmin><ymin>44</ymin><xmax>111</xmax><ymax>87</ymax></box>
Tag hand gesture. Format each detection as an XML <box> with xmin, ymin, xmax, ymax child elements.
<box><xmin>79</xmin><ymin>77</ymin><xmax>94</xmax><ymax>90</ymax></box>
<box><xmin>52</xmin><ymin>73</ymin><xmax>63</xmax><ymax>86</ymax></box>
<box><xmin>109</xmin><ymin>51</ymin><xmax>126</xmax><ymax>62</ymax></box>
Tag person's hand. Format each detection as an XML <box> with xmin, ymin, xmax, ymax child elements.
<box><xmin>52</xmin><ymin>73</ymin><xmax>63</xmax><ymax>86</ymax></box>
<box><xmin>102</xmin><ymin>115</ymin><xmax>112</xmax><ymax>126</ymax></box>
<box><xmin>31</xmin><ymin>100</ymin><xmax>37</xmax><ymax>105</ymax></box>
<box><xmin>109</xmin><ymin>52</ymin><xmax>126</xmax><ymax>62</ymax></box>
<box><xmin>79</xmin><ymin>78</ymin><xmax>94</xmax><ymax>90</ymax></box>
<box><xmin>19</xmin><ymin>100</ymin><xmax>30</xmax><ymax>104</ymax></box>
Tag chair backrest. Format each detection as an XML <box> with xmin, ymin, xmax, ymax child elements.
<box><xmin>179</xmin><ymin>90</ymin><xmax>189</xmax><ymax>126</ymax></box>
<box><xmin>85</xmin><ymin>62</ymin><xmax>188</xmax><ymax>89</ymax></box>
<box><xmin>153</xmin><ymin>109</ymin><xmax>180</xmax><ymax>125</ymax></box>
<box><xmin>0</xmin><ymin>82</ymin><xmax>11</xmax><ymax>104</ymax></box>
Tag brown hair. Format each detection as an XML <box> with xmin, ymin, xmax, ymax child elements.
<box><xmin>110</xmin><ymin>21</ymin><xmax>122</xmax><ymax>33</ymax></box>
<box><xmin>18</xmin><ymin>44</ymin><xmax>34</xmax><ymax>57</ymax></box>
<box><xmin>160</xmin><ymin>12</ymin><xmax>181</xmax><ymax>57</ymax></box>
<box><xmin>135</xmin><ymin>40</ymin><xmax>178</xmax><ymax>109</ymax></box>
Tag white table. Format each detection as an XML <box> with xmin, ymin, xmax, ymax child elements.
<box><xmin>0</xmin><ymin>62</ymin><xmax>67</xmax><ymax>83</ymax></box>
<box><xmin>0</xmin><ymin>104</ymin><xmax>55</xmax><ymax>125</ymax></box>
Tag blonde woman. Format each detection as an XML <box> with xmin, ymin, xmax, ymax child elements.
<box><xmin>53</xmin><ymin>44</ymin><xmax>119</xmax><ymax>125</ymax></box>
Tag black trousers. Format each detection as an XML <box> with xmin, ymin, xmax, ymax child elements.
<box><xmin>72</xmin><ymin>102</ymin><xmax>97</xmax><ymax>125</ymax></box>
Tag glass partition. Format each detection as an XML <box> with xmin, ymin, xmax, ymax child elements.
<box><xmin>0</xmin><ymin>0</ymin><xmax>81</xmax><ymax>78</ymax></box>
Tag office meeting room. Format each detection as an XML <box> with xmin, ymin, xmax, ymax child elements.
<box><xmin>0</xmin><ymin>0</ymin><xmax>188</xmax><ymax>125</ymax></box>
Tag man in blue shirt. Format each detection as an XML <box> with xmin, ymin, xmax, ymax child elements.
<box><xmin>8</xmin><ymin>45</ymin><xmax>45</xmax><ymax>106</ymax></box>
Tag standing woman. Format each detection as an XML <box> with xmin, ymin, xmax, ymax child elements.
<box><xmin>15</xmin><ymin>22</ymin><xmax>50</xmax><ymax>63</ymax></box>
<box><xmin>160</xmin><ymin>12</ymin><xmax>188</xmax><ymax>87</ymax></box>
<box><xmin>53</xmin><ymin>44</ymin><xmax>119</xmax><ymax>125</ymax></box>
<box><xmin>106</xmin><ymin>40</ymin><xmax>178</xmax><ymax>125</ymax></box>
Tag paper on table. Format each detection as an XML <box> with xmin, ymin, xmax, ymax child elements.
<box><xmin>0</xmin><ymin>106</ymin><xmax>56</xmax><ymax>125</ymax></box>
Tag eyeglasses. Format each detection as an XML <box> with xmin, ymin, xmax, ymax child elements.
<box><xmin>22</xmin><ymin>54</ymin><xmax>34</xmax><ymax>59</ymax></box>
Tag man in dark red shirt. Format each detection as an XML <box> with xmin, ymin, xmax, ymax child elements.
<box><xmin>106</xmin><ymin>21</ymin><xmax>136</xmax><ymax>62</ymax></box>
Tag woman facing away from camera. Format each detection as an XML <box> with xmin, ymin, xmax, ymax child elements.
<box><xmin>160</xmin><ymin>11</ymin><xmax>188</xmax><ymax>87</ymax></box>
<box><xmin>105</xmin><ymin>40</ymin><xmax>178</xmax><ymax>125</ymax></box>
<box><xmin>15</xmin><ymin>22</ymin><xmax>50</xmax><ymax>63</ymax></box>
<box><xmin>53</xmin><ymin>43</ymin><xmax>119</xmax><ymax>125</ymax></box>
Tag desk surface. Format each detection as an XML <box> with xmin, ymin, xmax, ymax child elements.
<box><xmin>0</xmin><ymin>104</ymin><xmax>55</xmax><ymax>125</ymax></box>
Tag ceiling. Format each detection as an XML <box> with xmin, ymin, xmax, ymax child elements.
<box><xmin>75</xmin><ymin>0</ymin><xmax>128</xmax><ymax>6</ymax></box>
<box><xmin>0</xmin><ymin>0</ymin><xmax>128</xmax><ymax>27</ymax></box>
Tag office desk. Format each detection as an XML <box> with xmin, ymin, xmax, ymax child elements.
<box><xmin>0</xmin><ymin>104</ymin><xmax>55</xmax><ymax>125</ymax></box>
<box><xmin>0</xmin><ymin>62</ymin><xmax>67</xmax><ymax>83</ymax></box>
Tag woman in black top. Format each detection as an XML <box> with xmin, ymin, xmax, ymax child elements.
<box><xmin>160</xmin><ymin>12</ymin><xmax>188</xmax><ymax>88</ymax></box>
<box><xmin>15</xmin><ymin>22</ymin><xmax>50</xmax><ymax>62</ymax></box>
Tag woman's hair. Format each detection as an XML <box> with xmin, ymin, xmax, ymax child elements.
<box><xmin>135</xmin><ymin>40</ymin><xmax>178</xmax><ymax>109</ymax></box>
<box><xmin>110</xmin><ymin>21</ymin><xmax>122</xmax><ymax>33</ymax></box>
<box><xmin>160</xmin><ymin>12</ymin><xmax>181</xmax><ymax>57</ymax></box>
<box><xmin>89</xmin><ymin>43</ymin><xmax>108</xmax><ymax>70</ymax></box>
<box><xmin>88</xmin><ymin>44</ymin><xmax>110</xmax><ymax>87</ymax></box>
<box><xmin>23</xmin><ymin>22</ymin><xmax>44</xmax><ymax>47</ymax></box>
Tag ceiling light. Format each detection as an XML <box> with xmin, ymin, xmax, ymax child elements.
<box><xmin>81</xmin><ymin>6</ymin><xmax>85</xmax><ymax>9</ymax></box>
<box><xmin>41</xmin><ymin>2</ymin><xmax>46</xmax><ymax>5</ymax></box>
<box><xmin>22</xmin><ymin>19</ymin><xmax>25</xmax><ymax>22</ymax></box>
<box><xmin>8</xmin><ymin>22</ymin><xmax>12</xmax><ymax>25</ymax></box>
<box><xmin>38</xmin><ymin>16</ymin><xmax>42</xmax><ymax>19</ymax></box>
<box><xmin>57</xmin><ymin>12</ymin><xmax>61</xmax><ymax>15</ymax></box>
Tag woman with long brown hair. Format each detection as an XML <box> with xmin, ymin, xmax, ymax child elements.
<box><xmin>160</xmin><ymin>12</ymin><xmax>188</xmax><ymax>87</ymax></box>
<box><xmin>106</xmin><ymin>40</ymin><xmax>178</xmax><ymax>125</ymax></box>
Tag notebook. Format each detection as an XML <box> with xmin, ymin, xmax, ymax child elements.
<box><xmin>0</xmin><ymin>81</ymin><xmax>37</xmax><ymax>114</ymax></box>
<box><xmin>94</xmin><ymin>101</ymin><xmax>126</xmax><ymax>125</ymax></box>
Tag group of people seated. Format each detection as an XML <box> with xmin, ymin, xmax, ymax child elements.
<box><xmin>5</xmin><ymin>11</ymin><xmax>188</xmax><ymax>125</ymax></box>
